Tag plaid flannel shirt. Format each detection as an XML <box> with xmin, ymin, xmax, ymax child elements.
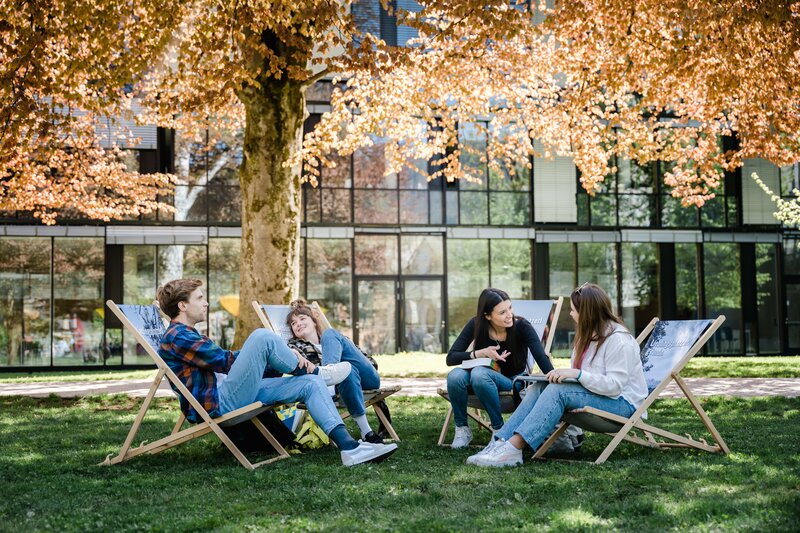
<box><xmin>159</xmin><ymin>321</ymin><xmax>238</xmax><ymax>423</ymax></box>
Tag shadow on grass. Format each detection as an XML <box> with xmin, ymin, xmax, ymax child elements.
<box><xmin>0</xmin><ymin>395</ymin><xmax>798</xmax><ymax>531</ymax></box>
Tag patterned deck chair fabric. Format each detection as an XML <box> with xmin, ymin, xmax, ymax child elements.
<box><xmin>436</xmin><ymin>297</ymin><xmax>564</xmax><ymax>446</ymax></box>
<box><xmin>101</xmin><ymin>301</ymin><xmax>290</xmax><ymax>470</ymax></box>
<box><xmin>252</xmin><ymin>300</ymin><xmax>402</xmax><ymax>441</ymax></box>
<box><xmin>532</xmin><ymin>316</ymin><xmax>731</xmax><ymax>464</ymax></box>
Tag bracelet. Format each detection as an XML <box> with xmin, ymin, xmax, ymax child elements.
<box><xmin>577</xmin><ymin>370</ymin><xmax>582</xmax><ymax>381</ymax></box>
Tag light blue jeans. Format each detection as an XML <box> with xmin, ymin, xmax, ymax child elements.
<box><xmin>320</xmin><ymin>328</ymin><xmax>380</xmax><ymax>418</ymax></box>
<box><xmin>447</xmin><ymin>366</ymin><xmax>520</xmax><ymax>430</ymax></box>
<box><xmin>496</xmin><ymin>382</ymin><xmax>636</xmax><ymax>451</ymax></box>
<box><xmin>217</xmin><ymin>329</ymin><xmax>343</xmax><ymax>434</ymax></box>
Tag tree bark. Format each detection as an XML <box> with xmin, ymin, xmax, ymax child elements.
<box><xmin>233</xmin><ymin>77</ymin><xmax>305</xmax><ymax>348</ymax></box>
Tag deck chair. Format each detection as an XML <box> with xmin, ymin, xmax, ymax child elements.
<box><xmin>532</xmin><ymin>316</ymin><xmax>730</xmax><ymax>464</ymax></box>
<box><xmin>252</xmin><ymin>300</ymin><xmax>402</xmax><ymax>441</ymax></box>
<box><xmin>101</xmin><ymin>301</ymin><xmax>290</xmax><ymax>470</ymax></box>
<box><xmin>436</xmin><ymin>297</ymin><xmax>564</xmax><ymax>446</ymax></box>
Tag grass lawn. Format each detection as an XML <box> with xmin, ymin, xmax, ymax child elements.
<box><xmin>1</xmin><ymin>355</ymin><xmax>798</xmax><ymax>383</ymax></box>
<box><xmin>1</xmin><ymin>395</ymin><xmax>798</xmax><ymax>531</ymax></box>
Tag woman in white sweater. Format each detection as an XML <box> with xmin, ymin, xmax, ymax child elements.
<box><xmin>468</xmin><ymin>282</ymin><xmax>648</xmax><ymax>467</ymax></box>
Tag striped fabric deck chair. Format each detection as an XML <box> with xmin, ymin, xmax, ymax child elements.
<box><xmin>532</xmin><ymin>316</ymin><xmax>730</xmax><ymax>464</ymax></box>
<box><xmin>436</xmin><ymin>297</ymin><xmax>564</xmax><ymax>446</ymax></box>
<box><xmin>101</xmin><ymin>301</ymin><xmax>290</xmax><ymax>470</ymax></box>
<box><xmin>252</xmin><ymin>300</ymin><xmax>402</xmax><ymax>441</ymax></box>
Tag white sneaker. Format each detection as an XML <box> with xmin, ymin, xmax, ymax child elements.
<box><xmin>340</xmin><ymin>441</ymin><xmax>398</xmax><ymax>466</ymax></box>
<box><xmin>451</xmin><ymin>426</ymin><xmax>473</xmax><ymax>449</ymax></box>
<box><xmin>466</xmin><ymin>438</ymin><xmax>502</xmax><ymax>465</ymax></box>
<box><xmin>317</xmin><ymin>362</ymin><xmax>351</xmax><ymax>386</ymax></box>
<box><xmin>474</xmin><ymin>440</ymin><xmax>523</xmax><ymax>467</ymax></box>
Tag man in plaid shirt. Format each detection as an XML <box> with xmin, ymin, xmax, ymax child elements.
<box><xmin>157</xmin><ymin>278</ymin><xmax>398</xmax><ymax>466</ymax></box>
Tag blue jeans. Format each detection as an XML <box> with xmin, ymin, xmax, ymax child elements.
<box><xmin>496</xmin><ymin>382</ymin><xmax>636</xmax><ymax>451</ymax></box>
<box><xmin>320</xmin><ymin>328</ymin><xmax>380</xmax><ymax>418</ymax></box>
<box><xmin>217</xmin><ymin>329</ymin><xmax>343</xmax><ymax>434</ymax></box>
<box><xmin>446</xmin><ymin>366</ymin><xmax>520</xmax><ymax>430</ymax></box>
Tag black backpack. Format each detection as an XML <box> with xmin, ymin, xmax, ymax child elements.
<box><xmin>221</xmin><ymin>410</ymin><xmax>297</xmax><ymax>453</ymax></box>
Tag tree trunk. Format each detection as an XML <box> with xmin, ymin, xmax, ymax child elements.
<box><xmin>233</xmin><ymin>77</ymin><xmax>305</xmax><ymax>348</ymax></box>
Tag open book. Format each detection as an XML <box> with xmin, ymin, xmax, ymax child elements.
<box><xmin>514</xmin><ymin>374</ymin><xmax>578</xmax><ymax>384</ymax></box>
<box><xmin>460</xmin><ymin>357</ymin><xmax>493</xmax><ymax>370</ymax></box>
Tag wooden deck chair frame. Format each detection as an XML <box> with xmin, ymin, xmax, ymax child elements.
<box><xmin>101</xmin><ymin>300</ymin><xmax>290</xmax><ymax>470</ymax></box>
<box><xmin>532</xmin><ymin>315</ymin><xmax>730</xmax><ymax>464</ymax></box>
<box><xmin>436</xmin><ymin>297</ymin><xmax>564</xmax><ymax>446</ymax></box>
<box><xmin>252</xmin><ymin>300</ymin><xmax>402</xmax><ymax>441</ymax></box>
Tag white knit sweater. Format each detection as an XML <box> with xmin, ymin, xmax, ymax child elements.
<box><xmin>572</xmin><ymin>323</ymin><xmax>648</xmax><ymax>409</ymax></box>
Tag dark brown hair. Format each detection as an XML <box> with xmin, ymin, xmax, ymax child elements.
<box><xmin>286</xmin><ymin>299</ymin><xmax>325</xmax><ymax>338</ymax></box>
<box><xmin>156</xmin><ymin>279</ymin><xmax>203</xmax><ymax>319</ymax></box>
<box><xmin>570</xmin><ymin>283</ymin><xmax>624</xmax><ymax>369</ymax></box>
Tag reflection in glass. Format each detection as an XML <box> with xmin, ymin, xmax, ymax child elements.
<box><xmin>354</xmin><ymin>190</ymin><xmax>398</xmax><ymax>224</ymax></box>
<box><xmin>700</xmin><ymin>196</ymin><xmax>726</xmax><ymax>228</ymax></box>
<box><xmin>321</xmin><ymin>188</ymin><xmax>352</xmax><ymax>223</ymax></box>
<box><xmin>704</xmin><ymin>243</ymin><xmax>741</xmax><ymax>354</ymax></box>
<box><xmin>662</xmin><ymin>195</ymin><xmax>699</xmax><ymax>227</ymax></box>
<box><xmin>403</xmin><ymin>280</ymin><xmax>443</xmax><ymax>352</ymax></box>
<box><xmin>322</xmin><ymin>152</ymin><xmax>352</xmax><ymax>187</ymax></box>
<box><xmin>490</xmin><ymin>192</ymin><xmax>529</xmax><ymax>225</ymax></box>
<box><xmin>459</xmin><ymin>122</ymin><xmax>488</xmax><ymax>184</ymax></box>
<box><xmin>123</xmin><ymin>246</ymin><xmax>156</xmax><ymax>364</ymax></box>
<box><xmin>755</xmin><ymin>244</ymin><xmax>780</xmax><ymax>354</ymax></box>
<box><xmin>306</xmin><ymin>239</ymin><xmax>353</xmax><ymax>337</ymax></box>
<box><xmin>785</xmin><ymin>238</ymin><xmax>800</xmax><ymax>274</ymax></box>
<box><xmin>354</xmin><ymin>235</ymin><xmax>398</xmax><ymax>275</ymax></box>
<box><xmin>446</xmin><ymin>239</ymin><xmax>489</xmax><ymax>344</ymax></box>
<box><xmin>429</xmin><ymin>190</ymin><xmax>443</xmax><ymax>225</ymax></box>
<box><xmin>621</xmin><ymin>243</ymin><xmax>659</xmax><ymax>336</ymax></box>
<box><xmin>399</xmin><ymin>158</ymin><xmax>428</xmax><ymax>189</ymax></box>
<box><xmin>401</xmin><ymin>235</ymin><xmax>443</xmax><ymax>275</ymax></box>
<box><xmin>158</xmin><ymin>245</ymin><xmax>207</xmax><ymax>287</ymax></box>
<box><xmin>0</xmin><ymin>237</ymin><xmax>51</xmax><ymax>366</ymax></box>
<box><xmin>547</xmin><ymin>243</ymin><xmax>576</xmax><ymax>357</ymax></box>
<box><xmin>577</xmin><ymin>243</ymin><xmax>618</xmax><ymax>309</ymax></box>
<box><xmin>618</xmin><ymin>195</ymin><xmax>655</xmax><ymax>227</ymax></box>
<box><xmin>459</xmin><ymin>191</ymin><xmax>489</xmax><ymax>225</ymax></box>
<box><xmin>787</xmin><ymin>283</ymin><xmax>800</xmax><ymax>350</ymax></box>
<box><xmin>208</xmin><ymin>238</ymin><xmax>240</xmax><ymax>350</ymax></box>
<box><xmin>490</xmin><ymin>240</ymin><xmax>531</xmax><ymax>298</ymax></box>
<box><xmin>353</xmin><ymin>138</ymin><xmax>398</xmax><ymax>188</ymax></box>
<box><xmin>445</xmin><ymin>190</ymin><xmax>459</xmax><ymax>224</ymax></box>
<box><xmin>590</xmin><ymin>194</ymin><xmax>617</xmax><ymax>226</ymax></box>
<box><xmin>304</xmin><ymin>187</ymin><xmax>321</xmax><ymax>223</ymax></box>
<box><xmin>675</xmin><ymin>244</ymin><xmax>699</xmax><ymax>319</ymax></box>
<box><xmin>357</xmin><ymin>279</ymin><xmax>396</xmax><ymax>354</ymax></box>
<box><xmin>399</xmin><ymin>190</ymin><xmax>429</xmax><ymax>224</ymax></box>
<box><xmin>208</xmin><ymin>184</ymin><xmax>242</xmax><ymax>223</ymax></box>
<box><xmin>53</xmin><ymin>238</ymin><xmax>105</xmax><ymax>366</ymax></box>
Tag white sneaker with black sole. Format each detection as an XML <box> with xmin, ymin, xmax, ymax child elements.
<box><xmin>317</xmin><ymin>362</ymin><xmax>351</xmax><ymax>386</ymax></box>
<box><xmin>340</xmin><ymin>441</ymin><xmax>398</xmax><ymax>467</ymax></box>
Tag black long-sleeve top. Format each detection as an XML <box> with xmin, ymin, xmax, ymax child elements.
<box><xmin>446</xmin><ymin>317</ymin><xmax>554</xmax><ymax>378</ymax></box>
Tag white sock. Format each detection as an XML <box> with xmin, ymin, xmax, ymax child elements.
<box><xmin>354</xmin><ymin>414</ymin><xmax>372</xmax><ymax>437</ymax></box>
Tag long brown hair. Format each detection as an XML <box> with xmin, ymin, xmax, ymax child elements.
<box><xmin>286</xmin><ymin>299</ymin><xmax>325</xmax><ymax>339</ymax></box>
<box><xmin>570</xmin><ymin>283</ymin><xmax>624</xmax><ymax>369</ymax></box>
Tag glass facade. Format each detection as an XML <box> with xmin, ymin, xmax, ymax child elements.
<box><xmin>0</xmin><ymin>109</ymin><xmax>794</xmax><ymax>367</ymax></box>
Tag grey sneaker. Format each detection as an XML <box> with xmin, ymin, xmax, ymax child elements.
<box><xmin>317</xmin><ymin>362</ymin><xmax>351</xmax><ymax>386</ymax></box>
<box><xmin>474</xmin><ymin>440</ymin><xmax>523</xmax><ymax>467</ymax></box>
<box><xmin>467</xmin><ymin>438</ymin><xmax>502</xmax><ymax>465</ymax></box>
<box><xmin>451</xmin><ymin>425</ymin><xmax>473</xmax><ymax>449</ymax></box>
<box><xmin>340</xmin><ymin>441</ymin><xmax>398</xmax><ymax>466</ymax></box>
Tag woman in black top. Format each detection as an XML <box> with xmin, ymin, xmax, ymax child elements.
<box><xmin>446</xmin><ymin>288</ymin><xmax>553</xmax><ymax>448</ymax></box>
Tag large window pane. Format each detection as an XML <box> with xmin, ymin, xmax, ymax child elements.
<box><xmin>662</xmin><ymin>195</ymin><xmax>699</xmax><ymax>227</ymax></box>
<box><xmin>124</xmin><ymin>246</ymin><xmax>156</xmax><ymax>305</ymax></box>
<box><xmin>446</xmin><ymin>239</ymin><xmax>489</xmax><ymax>345</ymax></box>
<box><xmin>322</xmin><ymin>189</ymin><xmax>352</xmax><ymax>223</ymax></box>
<box><xmin>675</xmin><ymin>244</ymin><xmax>699</xmax><ymax>319</ymax></box>
<box><xmin>621</xmin><ymin>243</ymin><xmax>659</xmax><ymax>336</ymax></box>
<box><xmin>590</xmin><ymin>194</ymin><xmax>617</xmax><ymax>226</ymax></box>
<box><xmin>784</xmin><ymin>238</ymin><xmax>800</xmax><ymax>274</ymax></box>
<box><xmin>704</xmin><ymin>243</ymin><xmax>742</xmax><ymax>354</ymax></box>
<box><xmin>307</xmin><ymin>239</ymin><xmax>353</xmax><ymax>337</ymax></box>
<box><xmin>401</xmin><ymin>235</ymin><xmax>443</xmax><ymax>275</ymax></box>
<box><xmin>547</xmin><ymin>243</ymin><xmax>575</xmax><ymax>357</ymax></box>
<box><xmin>354</xmin><ymin>235</ymin><xmax>398</xmax><ymax>275</ymax></box>
<box><xmin>459</xmin><ymin>191</ymin><xmax>488</xmax><ymax>224</ymax></box>
<box><xmin>0</xmin><ymin>237</ymin><xmax>51</xmax><ymax>366</ymax></box>
<box><xmin>208</xmin><ymin>238</ymin><xmax>240</xmax><ymax>350</ymax></box>
<box><xmin>755</xmin><ymin>244</ymin><xmax>780</xmax><ymax>354</ymax></box>
<box><xmin>618</xmin><ymin>195</ymin><xmax>655</xmax><ymax>227</ymax></box>
<box><xmin>399</xmin><ymin>190</ymin><xmax>429</xmax><ymax>224</ymax></box>
<box><xmin>353</xmin><ymin>137</ymin><xmax>398</xmax><ymax>189</ymax></box>
<box><xmin>354</xmin><ymin>190</ymin><xmax>398</xmax><ymax>224</ymax></box>
<box><xmin>490</xmin><ymin>240</ymin><xmax>531</xmax><ymax>299</ymax></box>
<box><xmin>158</xmin><ymin>245</ymin><xmax>207</xmax><ymax>285</ymax></box>
<box><xmin>577</xmin><ymin>243</ymin><xmax>618</xmax><ymax>309</ymax></box>
<box><xmin>322</xmin><ymin>152</ymin><xmax>352</xmax><ymax>187</ymax></box>
<box><xmin>53</xmin><ymin>238</ymin><xmax>104</xmax><ymax>366</ymax></box>
<box><xmin>459</xmin><ymin>122</ymin><xmax>487</xmax><ymax>184</ymax></box>
<box><xmin>490</xmin><ymin>192</ymin><xmax>530</xmax><ymax>225</ymax></box>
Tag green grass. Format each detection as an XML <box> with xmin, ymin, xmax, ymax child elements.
<box><xmin>0</xmin><ymin>395</ymin><xmax>798</xmax><ymax>531</ymax></box>
<box><xmin>1</xmin><ymin>355</ymin><xmax>799</xmax><ymax>382</ymax></box>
